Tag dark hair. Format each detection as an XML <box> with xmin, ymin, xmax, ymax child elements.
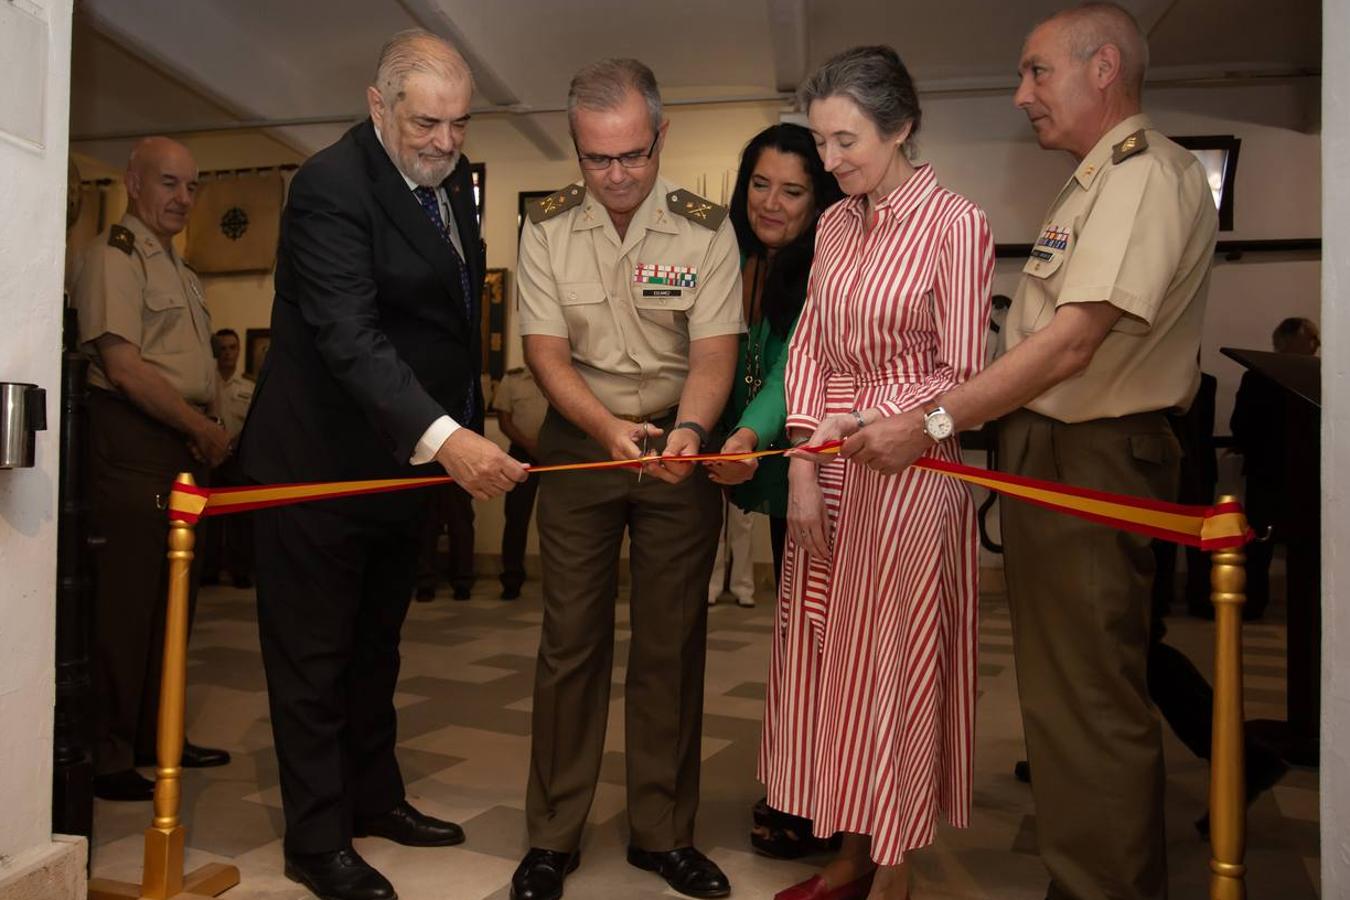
<box><xmin>798</xmin><ymin>45</ymin><xmax>921</xmax><ymax>155</ymax></box>
<box><xmin>214</xmin><ymin>328</ymin><xmax>239</xmax><ymax>341</ymax></box>
<box><xmin>1272</xmin><ymin>316</ymin><xmax>1319</xmax><ymax>351</ymax></box>
<box><xmin>728</xmin><ymin>124</ymin><xmax>844</xmax><ymax>339</ymax></box>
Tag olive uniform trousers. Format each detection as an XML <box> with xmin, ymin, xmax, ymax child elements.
<box><xmin>525</xmin><ymin>409</ymin><xmax>722</xmax><ymax>852</ymax></box>
<box><xmin>999</xmin><ymin>409</ymin><xmax>1180</xmax><ymax>900</ymax></box>
<box><xmin>87</xmin><ymin>388</ymin><xmax>206</xmax><ymax>775</ymax></box>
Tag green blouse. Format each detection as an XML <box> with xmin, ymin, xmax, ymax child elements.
<box><xmin>721</xmin><ymin>309</ymin><xmax>798</xmax><ymax>518</ymax></box>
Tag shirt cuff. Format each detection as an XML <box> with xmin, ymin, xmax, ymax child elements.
<box><xmin>410</xmin><ymin>415</ymin><xmax>460</xmax><ymax>465</ymax></box>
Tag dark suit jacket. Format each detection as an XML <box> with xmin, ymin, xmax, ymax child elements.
<box><xmin>238</xmin><ymin>120</ymin><xmax>485</xmax><ymax>500</ymax></box>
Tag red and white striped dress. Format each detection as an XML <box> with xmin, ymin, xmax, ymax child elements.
<box><xmin>759</xmin><ymin>164</ymin><xmax>993</xmax><ymax>865</ymax></box>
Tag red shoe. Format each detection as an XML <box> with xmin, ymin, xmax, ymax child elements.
<box><xmin>774</xmin><ymin>870</ymin><xmax>876</xmax><ymax>900</ymax></box>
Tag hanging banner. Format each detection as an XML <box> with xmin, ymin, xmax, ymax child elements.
<box><xmin>186</xmin><ymin>170</ymin><xmax>284</xmax><ymax>274</ymax></box>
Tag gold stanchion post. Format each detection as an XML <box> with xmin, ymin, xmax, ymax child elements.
<box><xmin>89</xmin><ymin>473</ymin><xmax>240</xmax><ymax>900</ymax></box>
<box><xmin>1208</xmin><ymin>494</ymin><xmax>1248</xmax><ymax>900</ymax></box>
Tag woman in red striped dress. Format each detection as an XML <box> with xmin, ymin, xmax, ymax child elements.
<box><xmin>761</xmin><ymin>46</ymin><xmax>994</xmax><ymax>900</ymax></box>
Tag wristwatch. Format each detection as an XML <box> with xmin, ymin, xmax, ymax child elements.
<box><xmin>922</xmin><ymin>403</ymin><xmax>955</xmax><ymax>442</ymax></box>
<box><xmin>673</xmin><ymin>420</ymin><xmax>709</xmax><ymax>450</ymax></box>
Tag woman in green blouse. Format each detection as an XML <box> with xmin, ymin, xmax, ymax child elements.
<box><xmin>705</xmin><ymin>125</ymin><xmax>843</xmax><ymax>859</ymax></box>
<box><xmin>706</xmin><ymin>123</ymin><xmax>843</xmax><ymax>589</ymax></box>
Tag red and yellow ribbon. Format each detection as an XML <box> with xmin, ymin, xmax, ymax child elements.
<box><xmin>168</xmin><ymin>442</ymin><xmax>1251</xmax><ymax>551</ymax></box>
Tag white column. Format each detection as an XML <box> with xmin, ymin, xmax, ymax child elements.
<box><xmin>0</xmin><ymin>0</ymin><xmax>86</xmax><ymax>897</ymax></box>
<box><xmin>1322</xmin><ymin>0</ymin><xmax>1350</xmax><ymax>891</ymax></box>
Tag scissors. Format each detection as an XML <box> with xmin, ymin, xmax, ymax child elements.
<box><xmin>636</xmin><ymin>427</ymin><xmax>650</xmax><ymax>483</ymax></box>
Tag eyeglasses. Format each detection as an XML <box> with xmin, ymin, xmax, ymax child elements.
<box><xmin>576</xmin><ymin>133</ymin><xmax>659</xmax><ymax>171</ymax></box>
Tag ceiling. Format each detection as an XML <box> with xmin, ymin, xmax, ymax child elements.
<box><xmin>69</xmin><ymin>0</ymin><xmax>1321</xmax><ymax>171</ymax></box>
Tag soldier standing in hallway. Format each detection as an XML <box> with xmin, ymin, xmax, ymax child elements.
<box><xmin>70</xmin><ymin>136</ymin><xmax>233</xmax><ymax>803</ymax></box>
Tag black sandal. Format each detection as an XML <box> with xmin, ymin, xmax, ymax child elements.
<box><xmin>749</xmin><ymin>797</ymin><xmax>841</xmax><ymax>859</ymax></box>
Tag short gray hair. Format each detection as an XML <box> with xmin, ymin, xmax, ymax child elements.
<box><xmin>567</xmin><ymin>58</ymin><xmax>663</xmax><ymax>137</ymax></box>
<box><xmin>1042</xmin><ymin>3</ymin><xmax>1150</xmax><ymax>98</ymax></box>
<box><xmin>798</xmin><ymin>46</ymin><xmax>922</xmax><ymax>155</ymax></box>
<box><xmin>373</xmin><ymin>29</ymin><xmax>473</xmax><ymax>106</ymax></box>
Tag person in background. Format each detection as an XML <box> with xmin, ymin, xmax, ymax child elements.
<box><xmin>415</xmin><ymin>484</ymin><xmax>477</xmax><ymax>601</ymax></box>
<box><xmin>71</xmin><ymin>136</ymin><xmax>233</xmax><ymax>803</ymax></box>
<box><xmin>201</xmin><ymin>327</ymin><xmax>255</xmax><ymax>589</ymax></box>
<box><xmin>762</xmin><ymin>45</ymin><xmax>994</xmax><ymax>900</ymax></box>
<box><xmin>841</xmin><ymin>6</ymin><xmax>1219</xmax><ymax>897</ymax></box>
<box><xmin>986</xmin><ymin>293</ymin><xmax>1012</xmax><ymax>367</ymax></box>
<box><xmin>493</xmin><ymin>366</ymin><xmax>548</xmax><ymax>600</ymax></box>
<box><xmin>701</xmin><ymin>122</ymin><xmax>844</xmax><ymax>858</ymax></box>
<box><xmin>1230</xmin><ymin>316</ymin><xmax>1320</xmax><ymax>620</ymax></box>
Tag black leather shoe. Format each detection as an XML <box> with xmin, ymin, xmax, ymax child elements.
<box><xmin>284</xmin><ymin>848</ymin><xmax>395</xmax><ymax>900</ymax></box>
<box><xmin>140</xmin><ymin>742</ymin><xmax>231</xmax><ymax>768</ymax></box>
<box><xmin>627</xmin><ymin>846</ymin><xmax>730</xmax><ymax>898</ymax></box>
<box><xmin>510</xmin><ymin>848</ymin><xmax>579</xmax><ymax>900</ymax></box>
<box><xmin>182</xmin><ymin>742</ymin><xmax>231</xmax><ymax>767</ymax></box>
<box><xmin>453</xmin><ymin>586</ymin><xmax>472</xmax><ymax>601</ymax></box>
<box><xmin>354</xmin><ymin>800</ymin><xmax>464</xmax><ymax>847</ymax></box>
<box><xmin>1195</xmin><ymin>747</ymin><xmax>1289</xmax><ymax>837</ymax></box>
<box><xmin>93</xmin><ymin>769</ymin><xmax>155</xmax><ymax>801</ymax></box>
<box><xmin>414</xmin><ymin>586</ymin><xmax>435</xmax><ymax>603</ymax></box>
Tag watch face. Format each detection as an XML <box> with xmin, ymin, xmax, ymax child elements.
<box><xmin>926</xmin><ymin>410</ymin><xmax>955</xmax><ymax>441</ymax></box>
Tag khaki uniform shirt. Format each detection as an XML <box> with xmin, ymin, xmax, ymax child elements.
<box><xmin>1002</xmin><ymin>114</ymin><xmax>1218</xmax><ymax>422</ymax></box>
<box><xmin>216</xmin><ymin>370</ymin><xmax>255</xmax><ymax>439</ymax></box>
<box><xmin>492</xmin><ymin>368</ymin><xmax>548</xmax><ymax>444</ymax></box>
<box><xmin>516</xmin><ymin>176</ymin><xmax>744</xmax><ymax>417</ymax></box>
<box><xmin>72</xmin><ymin>213</ymin><xmax>216</xmax><ymax>405</ymax></box>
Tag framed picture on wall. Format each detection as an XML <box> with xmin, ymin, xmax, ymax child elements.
<box><xmin>481</xmin><ymin>268</ymin><xmax>508</xmax><ymax>391</ymax></box>
<box><xmin>245</xmin><ymin>328</ymin><xmax>271</xmax><ymax>379</ymax></box>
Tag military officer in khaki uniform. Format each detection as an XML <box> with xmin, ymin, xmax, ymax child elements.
<box><xmin>511</xmin><ymin>59</ymin><xmax>743</xmax><ymax>900</ymax></box>
<box><xmin>71</xmin><ymin>137</ymin><xmax>233</xmax><ymax>802</ymax></box>
<box><xmin>840</xmin><ymin>7</ymin><xmax>1217</xmax><ymax>899</ymax></box>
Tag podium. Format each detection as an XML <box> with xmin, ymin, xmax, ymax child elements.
<box><xmin>1221</xmin><ymin>347</ymin><xmax>1320</xmax><ymax>765</ymax></box>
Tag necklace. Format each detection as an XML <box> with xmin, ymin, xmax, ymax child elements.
<box><xmin>742</xmin><ymin>257</ymin><xmax>769</xmax><ymax>403</ymax></box>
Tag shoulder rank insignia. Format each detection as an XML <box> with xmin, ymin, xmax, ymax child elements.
<box><xmin>1111</xmin><ymin>129</ymin><xmax>1148</xmax><ymax>165</ymax></box>
<box><xmin>108</xmin><ymin>224</ymin><xmax>136</xmax><ymax>256</ymax></box>
<box><xmin>527</xmin><ymin>185</ymin><xmax>585</xmax><ymax>224</ymax></box>
<box><xmin>667</xmin><ymin>189</ymin><xmax>727</xmax><ymax>230</ymax></box>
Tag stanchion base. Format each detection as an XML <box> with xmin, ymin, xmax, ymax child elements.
<box><xmin>88</xmin><ymin>863</ymin><xmax>240</xmax><ymax>900</ymax></box>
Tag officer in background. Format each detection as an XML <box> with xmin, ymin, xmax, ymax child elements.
<box><xmin>71</xmin><ymin>136</ymin><xmax>232</xmax><ymax>802</ymax></box>
<box><xmin>841</xmin><ymin>5</ymin><xmax>1217</xmax><ymax>898</ymax></box>
<box><xmin>492</xmin><ymin>366</ymin><xmax>547</xmax><ymax>600</ymax></box>
<box><xmin>201</xmin><ymin>328</ymin><xmax>254</xmax><ymax>588</ymax></box>
<box><xmin>511</xmin><ymin>58</ymin><xmax>742</xmax><ymax>900</ymax></box>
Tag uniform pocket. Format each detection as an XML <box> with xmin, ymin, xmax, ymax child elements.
<box><xmin>1129</xmin><ymin>432</ymin><xmax>1180</xmax><ymax>467</ymax></box>
<box><xmin>144</xmin><ymin>287</ymin><xmax>189</xmax><ymax>312</ymax></box>
<box><xmin>557</xmin><ymin>282</ymin><xmax>606</xmax><ymax>306</ymax></box>
<box><xmin>632</xmin><ymin>285</ymin><xmax>695</xmax><ymax>312</ymax></box>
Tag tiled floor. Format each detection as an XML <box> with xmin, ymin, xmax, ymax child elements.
<box><xmin>91</xmin><ymin>566</ymin><xmax>1320</xmax><ymax>899</ymax></box>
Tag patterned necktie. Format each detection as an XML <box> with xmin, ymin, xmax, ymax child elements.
<box><xmin>413</xmin><ymin>185</ymin><xmax>476</xmax><ymax>424</ymax></box>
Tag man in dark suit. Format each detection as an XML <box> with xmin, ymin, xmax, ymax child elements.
<box><xmin>237</xmin><ymin>30</ymin><xmax>527</xmax><ymax>900</ymax></box>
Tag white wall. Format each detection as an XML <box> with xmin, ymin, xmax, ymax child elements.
<box><xmin>0</xmin><ymin>0</ymin><xmax>72</xmax><ymax>870</ymax></box>
<box><xmin>1320</xmin><ymin>0</ymin><xmax>1349</xmax><ymax>889</ymax></box>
